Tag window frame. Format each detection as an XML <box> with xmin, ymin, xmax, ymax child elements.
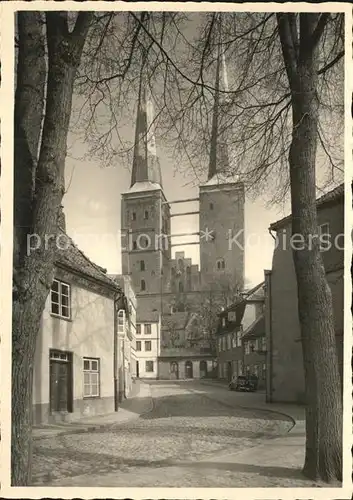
<box><xmin>83</xmin><ymin>357</ymin><xmax>100</xmax><ymax>398</ymax></box>
<box><xmin>50</xmin><ymin>279</ymin><xmax>71</xmax><ymax>320</ymax></box>
<box><xmin>136</xmin><ymin>340</ymin><xmax>142</xmax><ymax>351</ymax></box>
<box><xmin>144</xmin><ymin>323</ymin><xmax>152</xmax><ymax>335</ymax></box>
<box><xmin>145</xmin><ymin>360</ymin><xmax>154</xmax><ymax>372</ymax></box>
<box><xmin>144</xmin><ymin>340</ymin><xmax>152</xmax><ymax>351</ymax></box>
<box><xmin>136</xmin><ymin>324</ymin><xmax>141</xmax><ymax>335</ymax></box>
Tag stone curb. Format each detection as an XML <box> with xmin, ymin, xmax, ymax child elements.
<box><xmin>33</xmin><ymin>384</ymin><xmax>154</xmax><ymax>441</ymax></box>
<box><xmin>195</xmin><ymin>381</ymin><xmax>298</xmax><ymax>432</ymax></box>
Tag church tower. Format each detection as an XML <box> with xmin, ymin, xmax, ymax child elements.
<box><xmin>199</xmin><ymin>16</ymin><xmax>245</xmax><ymax>294</ymax></box>
<box><xmin>121</xmin><ymin>71</ymin><xmax>171</xmax><ymax>313</ymax></box>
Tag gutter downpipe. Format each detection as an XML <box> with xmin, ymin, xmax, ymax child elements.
<box><xmin>114</xmin><ymin>292</ymin><xmax>123</xmax><ymax>412</ymax></box>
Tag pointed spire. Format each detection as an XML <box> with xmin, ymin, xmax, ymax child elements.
<box><xmin>131</xmin><ymin>53</ymin><xmax>163</xmax><ymax>188</ymax></box>
<box><xmin>208</xmin><ymin>15</ymin><xmax>231</xmax><ymax>181</ymax></box>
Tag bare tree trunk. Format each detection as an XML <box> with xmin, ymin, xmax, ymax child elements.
<box><xmin>12</xmin><ymin>12</ymin><xmax>92</xmax><ymax>486</ymax></box>
<box><xmin>278</xmin><ymin>13</ymin><xmax>342</xmax><ymax>482</ymax></box>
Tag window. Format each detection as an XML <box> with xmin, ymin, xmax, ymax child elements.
<box><xmin>318</xmin><ymin>222</ymin><xmax>330</xmax><ymax>237</ymax></box>
<box><xmin>245</xmin><ymin>365</ymin><xmax>251</xmax><ymax>375</ymax></box>
<box><xmin>245</xmin><ymin>342</ymin><xmax>250</xmax><ymax>355</ymax></box>
<box><xmin>232</xmin><ymin>333</ymin><xmax>237</xmax><ymax>348</ymax></box>
<box><xmin>179</xmin><ymin>282</ymin><xmax>184</xmax><ymax>293</ymax></box>
<box><xmin>261</xmin><ymin>336</ymin><xmax>267</xmax><ymax>351</ymax></box>
<box><xmin>145</xmin><ymin>341</ymin><xmax>152</xmax><ymax>351</ymax></box>
<box><xmin>83</xmin><ymin>358</ymin><xmax>100</xmax><ymax>398</ymax></box>
<box><xmin>144</xmin><ymin>324</ymin><xmax>151</xmax><ymax>335</ymax></box>
<box><xmin>136</xmin><ymin>324</ymin><xmax>141</xmax><ymax>334</ymax></box>
<box><xmin>178</xmin><ymin>258</ymin><xmax>183</xmax><ymax>267</ymax></box>
<box><xmin>222</xmin><ymin>317</ymin><xmax>226</xmax><ymax>328</ymax></box>
<box><xmin>236</xmin><ymin>329</ymin><xmax>242</xmax><ymax>347</ymax></box>
<box><xmin>218</xmin><ymin>338</ymin><xmax>222</xmax><ymax>351</ymax></box>
<box><xmin>141</xmin><ymin>280</ymin><xmax>146</xmax><ymax>291</ymax></box>
<box><xmin>133</xmin><ymin>241</ymin><xmax>137</xmax><ymax>250</ymax></box>
<box><xmin>170</xmin><ymin>306</ymin><xmax>175</xmax><ymax>314</ymax></box>
<box><xmin>145</xmin><ymin>360</ymin><xmax>154</xmax><ymax>372</ymax></box>
<box><xmin>254</xmin><ymin>364</ymin><xmax>259</xmax><ymax>377</ymax></box>
<box><xmin>262</xmin><ymin>363</ymin><xmax>267</xmax><ymax>380</ymax></box>
<box><xmin>216</xmin><ymin>258</ymin><xmax>225</xmax><ymax>270</ymax></box>
<box><xmin>117</xmin><ymin>309</ymin><xmax>125</xmax><ymax>335</ymax></box>
<box><xmin>171</xmin><ymin>267</ymin><xmax>176</xmax><ymax>276</ymax></box>
<box><xmin>51</xmin><ymin>279</ymin><xmax>71</xmax><ymax>319</ymax></box>
<box><xmin>132</xmin><ymin>212</ymin><xmax>136</xmax><ymax>221</ymax></box>
<box><xmin>228</xmin><ymin>311</ymin><xmax>236</xmax><ymax>322</ymax></box>
<box><xmin>136</xmin><ymin>341</ymin><xmax>142</xmax><ymax>351</ymax></box>
<box><xmin>227</xmin><ymin>334</ymin><xmax>232</xmax><ymax>350</ymax></box>
<box><xmin>144</xmin><ymin>210</ymin><xmax>149</xmax><ymax>220</ymax></box>
<box><xmin>186</xmin><ymin>266</ymin><xmax>191</xmax><ymax>274</ymax></box>
<box><xmin>210</xmin><ymin>202</ymin><xmax>214</xmax><ymax>210</ymax></box>
<box><xmin>222</xmin><ymin>336</ymin><xmax>226</xmax><ymax>351</ymax></box>
<box><xmin>140</xmin><ymin>260</ymin><xmax>145</xmax><ymax>271</ymax></box>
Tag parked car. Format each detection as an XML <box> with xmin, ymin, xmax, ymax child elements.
<box><xmin>229</xmin><ymin>374</ymin><xmax>257</xmax><ymax>392</ymax></box>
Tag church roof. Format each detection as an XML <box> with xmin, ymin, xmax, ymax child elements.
<box><xmin>130</xmin><ymin>74</ymin><xmax>163</xmax><ymax>188</ymax></box>
<box><xmin>122</xmin><ymin>180</ymin><xmax>162</xmax><ymax>195</ymax></box>
<box><xmin>201</xmin><ymin>172</ymin><xmax>240</xmax><ymax>187</ymax></box>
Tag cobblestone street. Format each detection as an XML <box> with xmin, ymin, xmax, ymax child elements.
<box><xmin>31</xmin><ymin>381</ymin><xmax>314</xmax><ymax>487</ymax></box>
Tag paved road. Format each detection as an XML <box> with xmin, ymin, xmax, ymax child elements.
<box><xmin>32</xmin><ymin>381</ymin><xmax>300</xmax><ymax>487</ymax></box>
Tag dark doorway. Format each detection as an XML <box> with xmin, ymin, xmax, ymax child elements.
<box><xmin>49</xmin><ymin>350</ymin><xmax>73</xmax><ymax>413</ymax></box>
<box><xmin>136</xmin><ymin>360</ymin><xmax>140</xmax><ymax>378</ymax></box>
<box><xmin>185</xmin><ymin>360</ymin><xmax>193</xmax><ymax>379</ymax></box>
<box><xmin>227</xmin><ymin>361</ymin><xmax>232</xmax><ymax>383</ymax></box>
<box><xmin>200</xmin><ymin>360</ymin><xmax>208</xmax><ymax>379</ymax></box>
<box><xmin>170</xmin><ymin>362</ymin><xmax>179</xmax><ymax>380</ymax></box>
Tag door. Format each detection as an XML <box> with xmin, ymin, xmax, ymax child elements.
<box><xmin>185</xmin><ymin>361</ymin><xmax>193</xmax><ymax>379</ymax></box>
<box><xmin>200</xmin><ymin>360</ymin><xmax>207</xmax><ymax>379</ymax></box>
<box><xmin>49</xmin><ymin>351</ymin><xmax>72</xmax><ymax>413</ymax></box>
<box><xmin>170</xmin><ymin>362</ymin><xmax>179</xmax><ymax>380</ymax></box>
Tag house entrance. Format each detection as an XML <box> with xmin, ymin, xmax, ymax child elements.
<box><xmin>170</xmin><ymin>362</ymin><xmax>179</xmax><ymax>380</ymax></box>
<box><xmin>185</xmin><ymin>360</ymin><xmax>193</xmax><ymax>379</ymax></box>
<box><xmin>200</xmin><ymin>360</ymin><xmax>207</xmax><ymax>378</ymax></box>
<box><xmin>49</xmin><ymin>350</ymin><xmax>73</xmax><ymax>413</ymax></box>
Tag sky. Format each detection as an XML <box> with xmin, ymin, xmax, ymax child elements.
<box><xmin>63</xmin><ymin>136</ymin><xmax>289</xmax><ymax>288</ymax></box>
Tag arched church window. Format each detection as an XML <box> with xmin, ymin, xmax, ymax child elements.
<box><xmin>178</xmin><ymin>259</ymin><xmax>183</xmax><ymax>268</ymax></box>
<box><xmin>217</xmin><ymin>258</ymin><xmax>225</xmax><ymax>270</ymax></box>
<box><xmin>141</xmin><ymin>279</ymin><xmax>146</xmax><ymax>291</ymax></box>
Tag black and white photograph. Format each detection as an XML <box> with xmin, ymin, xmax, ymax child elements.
<box><xmin>1</xmin><ymin>1</ymin><xmax>352</xmax><ymax>495</ymax></box>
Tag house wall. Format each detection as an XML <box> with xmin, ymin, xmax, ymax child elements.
<box><xmin>33</xmin><ymin>276</ymin><xmax>115</xmax><ymax>424</ymax></box>
<box><xmin>269</xmin><ymin>200</ymin><xmax>344</xmax><ymax>403</ymax></box>
<box><xmin>135</xmin><ymin>320</ymin><xmax>160</xmax><ymax>378</ymax></box>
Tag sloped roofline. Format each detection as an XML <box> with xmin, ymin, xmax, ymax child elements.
<box><xmin>270</xmin><ymin>183</ymin><xmax>344</xmax><ymax>231</ymax></box>
<box><xmin>218</xmin><ymin>281</ymin><xmax>265</xmax><ymax>317</ymax></box>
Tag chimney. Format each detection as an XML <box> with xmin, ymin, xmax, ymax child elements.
<box><xmin>58</xmin><ymin>205</ymin><xmax>66</xmax><ymax>232</ymax></box>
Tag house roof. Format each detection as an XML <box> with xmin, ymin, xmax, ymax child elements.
<box><xmin>56</xmin><ymin>230</ymin><xmax>121</xmax><ymax>293</ymax></box>
<box><xmin>219</xmin><ymin>281</ymin><xmax>265</xmax><ymax>317</ymax></box>
<box><xmin>270</xmin><ymin>183</ymin><xmax>344</xmax><ymax>231</ymax></box>
<box><xmin>242</xmin><ymin>315</ymin><xmax>265</xmax><ymax>340</ymax></box>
